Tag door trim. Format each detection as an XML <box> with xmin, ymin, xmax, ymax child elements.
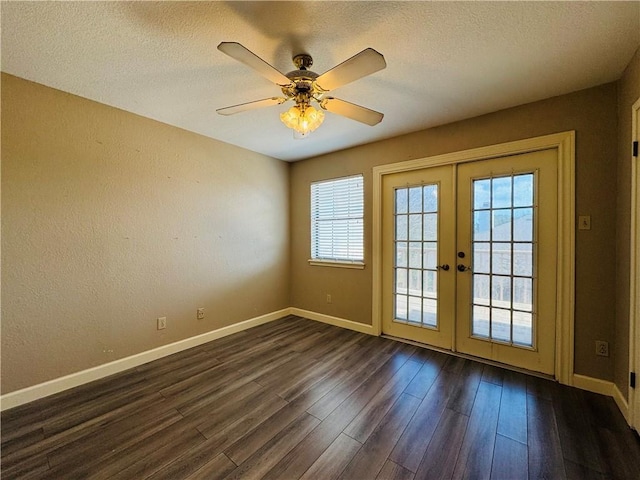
<box><xmin>372</xmin><ymin>131</ymin><xmax>576</xmax><ymax>385</ymax></box>
<box><xmin>629</xmin><ymin>97</ymin><xmax>640</xmax><ymax>430</ymax></box>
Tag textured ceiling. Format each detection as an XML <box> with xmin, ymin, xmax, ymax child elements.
<box><xmin>2</xmin><ymin>1</ymin><xmax>639</xmax><ymax>162</ymax></box>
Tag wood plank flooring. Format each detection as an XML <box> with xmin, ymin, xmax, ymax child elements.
<box><xmin>2</xmin><ymin>315</ymin><xmax>640</xmax><ymax>479</ymax></box>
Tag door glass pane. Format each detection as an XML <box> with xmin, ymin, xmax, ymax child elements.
<box><xmin>423</xmin><ymin>242</ymin><xmax>438</xmax><ymax>269</ymax></box>
<box><xmin>408</xmin><ymin>296</ymin><xmax>422</xmax><ymax>323</ymax></box>
<box><xmin>409</xmin><ymin>187</ymin><xmax>422</xmax><ymax>213</ymax></box>
<box><xmin>396</xmin><ymin>268</ymin><xmax>407</xmax><ymax>294</ymax></box>
<box><xmin>423</xmin><ymin>185</ymin><xmax>438</xmax><ymax>212</ymax></box>
<box><xmin>395</xmin><ymin>294</ymin><xmax>408</xmax><ymax>320</ymax></box>
<box><xmin>513</xmin><ymin>244</ymin><xmax>533</xmax><ymax>276</ymax></box>
<box><xmin>492</xmin><ymin>209</ymin><xmax>512</xmax><ymax>241</ymax></box>
<box><xmin>474</xmin><ymin>179</ymin><xmax>491</xmax><ymax>209</ymax></box>
<box><xmin>513</xmin><ymin>311</ymin><xmax>533</xmax><ymax>345</ymax></box>
<box><xmin>513</xmin><ymin>277</ymin><xmax>532</xmax><ymax>311</ymax></box>
<box><xmin>474</xmin><ymin>211</ymin><xmax>490</xmax><ymax>241</ymax></box>
<box><xmin>423</xmin><ymin>270</ymin><xmax>437</xmax><ymax>298</ymax></box>
<box><xmin>423</xmin><ymin>213</ymin><xmax>437</xmax><ymax>241</ymax></box>
<box><xmin>396</xmin><ymin>242</ymin><xmax>408</xmax><ymax>268</ymax></box>
<box><xmin>513</xmin><ymin>174</ymin><xmax>534</xmax><ymax>207</ymax></box>
<box><xmin>473</xmin><ymin>305</ymin><xmax>490</xmax><ymax>337</ymax></box>
<box><xmin>471</xmin><ymin>173</ymin><xmax>535</xmax><ymax>347</ymax></box>
<box><xmin>423</xmin><ymin>298</ymin><xmax>437</xmax><ymax>327</ymax></box>
<box><xmin>492</xmin><ymin>243</ymin><xmax>511</xmax><ymax>275</ymax></box>
<box><xmin>396</xmin><ymin>215</ymin><xmax>408</xmax><ymax>241</ymax></box>
<box><xmin>492</xmin><ymin>177</ymin><xmax>511</xmax><ymax>208</ymax></box>
<box><xmin>474</xmin><ymin>243</ymin><xmax>490</xmax><ymax>274</ymax></box>
<box><xmin>409</xmin><ymin>214</ymin><xmax>422</xmax><ymax>240</ymax></box>
<box><xmin>491</xmin><ymin>276</ymin><xmax>511</xmax><ymax>306</ymax></box>
<box><xmin>396</xmin><ymin>189</ymin><xmax>408</xmax><ymax>214</ymax></box>
<box><xmin>409</xmin><ymin>242</ymin><xmax>422</xmax><ymax>268</ymax></box>
<box><xmin>513</xmin><ymin>208</ymin><xmax>533</xmax><ymax>241</ymax></box>
<box><xmin>393</xmin><ymin>184</ymin><xmax>439</xmax><ymax>329</ymax></box>
<box><xmin>492</xmin><ymin>308</ymin><xmax>511</xmax><ymax>342</ymax></box>
<box><xmin>473</xmin><ymin>274</ymin><xmax>490</xmax><ymax>306</ymax></box>
<box><xmin>409</xmin><ymin>269</ymin><xmax>422</xmax><ymax>295</ymax></box>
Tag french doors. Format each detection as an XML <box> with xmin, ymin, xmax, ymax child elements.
<box><xmin>381</xmin><ymin>149</ymin><xmax>558</xmax><ymax>375</ymax></box>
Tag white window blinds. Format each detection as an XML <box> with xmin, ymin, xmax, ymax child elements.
<box><xmin>311</xmin><ymin>175</ymin><xmax>364</xmax><ymax>262</ymax></box>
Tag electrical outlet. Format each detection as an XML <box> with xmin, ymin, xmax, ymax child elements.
<box><xmin>326</xmin><ymin>294</ymin><xmax>332</xmax><ymax>304</ymax></box>
<box><xmin>578</xmin><ymin>215</ymin><xmax>591</xmax><ymax>230</ymax></box>
<box><xmin>157</xmin><ymin>317</ymin><xmax>167</xmax><ymax>330</ymax></box>
<box><xmin>197</xmin><ymin>308</ymin><xmax>205</xmax><ymax>320</ymax></box>
<box><xmin>595</xmin><ymin>340</ymin><xmax>609</xmax><ymax>357</ymax></box>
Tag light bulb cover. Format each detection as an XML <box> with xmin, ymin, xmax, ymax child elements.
<box><xmin>280</xmin><ymin>104</ymin><xmax>325</xmax><ymax>134</ymax></box>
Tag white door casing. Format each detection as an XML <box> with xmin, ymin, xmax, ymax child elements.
<box><xmin>629</xmin><ymin>98</ymin><xmax>640</xmax><ymax>430</ymax></box>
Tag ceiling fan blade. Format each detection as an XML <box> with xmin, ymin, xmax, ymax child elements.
<box><xmin>216</xmin><ymin>97</ymin><xmax>287</xmax><ymax>116</ymax></box>
<box><xmin>322</xmin><ymin>97</ymin><xmax>383</xmax><ymax>126</ymax></box>
<box><xmin>218</xmin><ymin>42</ymin><xmax>291</xmax><ymax>86</ymax></box>
<box><xmin>316</xmin><ymin>48</ymin><xmax>386</xmax><ymax>91</ymax></box>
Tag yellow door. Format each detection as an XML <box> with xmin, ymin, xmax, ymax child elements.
<box><xmin>382</xmin><ymin>149</ymin><xmax>558</xmax><ymax>375</ymax></box>
<box><xmin>456</xmin><ymin>150</ymin><xmax>558</xmax><ymax>374</ymax></box>
<box><xmin>381</xmin><ymin>165</ymin><xmax>456</xmax><ymax>349</ymax></box>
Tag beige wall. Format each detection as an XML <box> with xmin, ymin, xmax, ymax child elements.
<box><xmin>291</xmin><ymin>83</ymin><xmax>619</xmax><ymax>381</ymax></box>
<box><xmin>1</xmin><ymin>74</ymin><xmax>290</xmax><ymax>394</ymax></box>
<box><xmin>615</xmin><ymin>47</ymin><xmax>640</xmax><ymax>399</ymax></box>
<box><xmin>2</xmin><ymin>61</ymin><xmax>633</xmax><ymax>394</ymax></box>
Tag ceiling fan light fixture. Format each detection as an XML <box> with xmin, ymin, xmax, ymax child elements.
<box><xmin>280</xmin><ymin>104</ymin><xmax>325</xmax><ymax>136</ymax></box>
<box><xmin>217</xmin><ymin>43</ymin><xmax>386</xmax><ymax>137</ymax></box>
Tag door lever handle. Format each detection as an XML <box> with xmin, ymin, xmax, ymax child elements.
<box><xmin>457</xmin><ymin>264</ymin><xmax>472</xmax><ymax>272</ymax></box>
<box><xmin>437</xmin><ymin>264</ymin><xmax>450</xmax><ymax>271</ymax></box>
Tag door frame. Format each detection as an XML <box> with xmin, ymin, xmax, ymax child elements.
<box><xmin>629</xmin><ymin>97</ymin><xmax>640</xmax><ymax>430</ymax></box>
<box><xmin>372</xmin><ymin>131</ymin><xmax>576</xmax><ymax>385</ymax></box>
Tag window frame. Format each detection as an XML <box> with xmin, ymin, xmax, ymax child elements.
<box><xmin>309</xmin><ymin>174</ymin><xmax>365</xmax><ymax>269</ymax></box>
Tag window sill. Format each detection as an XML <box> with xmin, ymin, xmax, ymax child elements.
<box><xmin>308</xmin><ymin>259</ymin><xmax>365</xmax><ymax>270</ymax></box>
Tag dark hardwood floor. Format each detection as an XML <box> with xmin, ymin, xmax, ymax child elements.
<box><xmin>2</xmin><ymin>315</ymin><xmax>640</xmax><ymax>479</ymax></box>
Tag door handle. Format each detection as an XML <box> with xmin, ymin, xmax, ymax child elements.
<box><xmin>457</xmin><ymin>264</ymin><xmax>472</xmax><ymax>272</ymax></box>
<box><xmin>437</xmin><ymin>264</ymin><xmax>450</xmax><ymax>271</ymax></box>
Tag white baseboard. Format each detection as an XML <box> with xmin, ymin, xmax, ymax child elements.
<box><xmin>572</xmin><ymin>373</ymin><xmax>614</xmax><ymax>396</ymax></box>
<box><xmin>289</xmin><ymin>307</ymin><xmax>375</xmax><ymax>335</ymax></box>
<box><xmin>613</xmin><ymin>383</ymin><xmax>630</xmax><ymax>422</ymax></box>
<box><xmin>0</xmin><ymin>308</ymin><xmax>289</xmax><ymax>411</ymax></box>
<box><xmin>571</xmin><ymin>374</ymin><xmax>631</xmax><ymax>424</ymax></box>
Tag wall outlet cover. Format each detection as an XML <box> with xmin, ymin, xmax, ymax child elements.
<box><xmin>595</xmin><ymin>340</ymin><xmax>609</xmax><ymax>357</ymax></box>
<box><xmin>578</xmin><ymin>215</ymin><xmax>591</xmax><ymax>230</ymax></box>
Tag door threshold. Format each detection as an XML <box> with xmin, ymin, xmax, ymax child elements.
<box><xmin>381</xmin><ymin>334</ymin><xmax>556</xmax><ymax>382</ymax></box>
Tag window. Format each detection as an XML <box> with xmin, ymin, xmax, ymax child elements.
<box><xmin>310</xmin><ymin>175</ymin><xmax>364</xmax><ymax>267</ymax></box>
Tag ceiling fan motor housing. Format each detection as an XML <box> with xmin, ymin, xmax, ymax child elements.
<box><xmin>283</xmin><ymin>61</ymin><xmax>324</xmax><ymax>104</ymax></box>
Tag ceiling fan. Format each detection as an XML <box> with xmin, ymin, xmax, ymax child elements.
<box><xmin>216</xmin><ymin>42</ymin><xmax>386</xmax><ymax>138</ymax></box>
